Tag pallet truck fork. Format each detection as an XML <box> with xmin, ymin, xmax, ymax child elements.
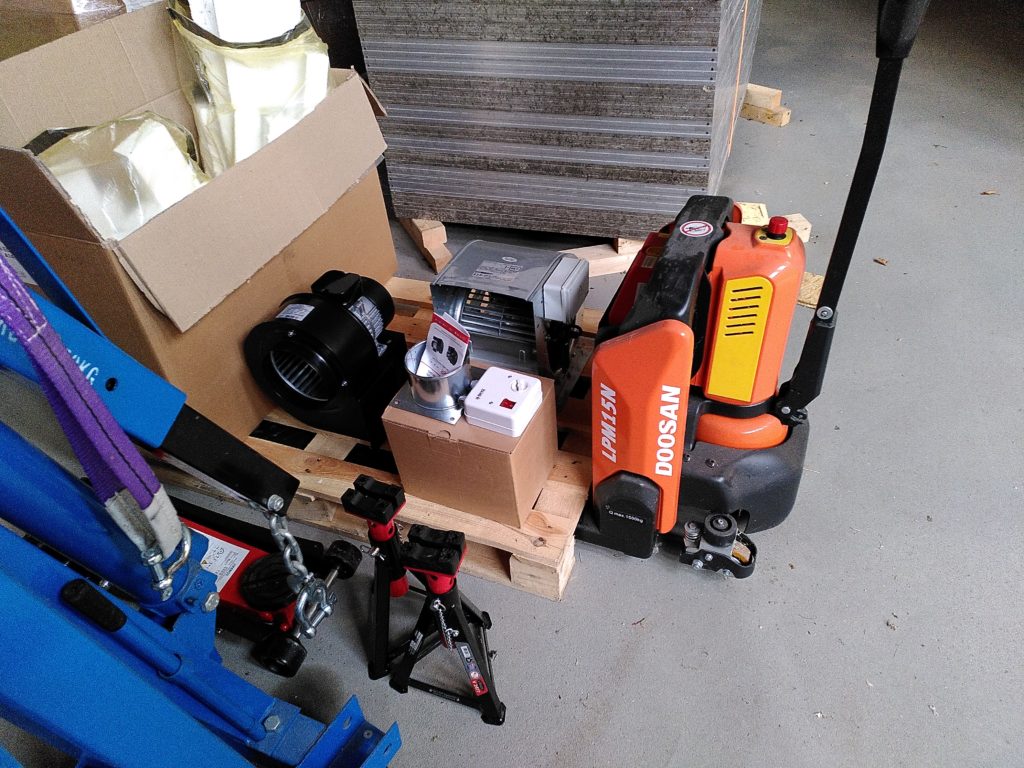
<box><xmin>577</xmin><ymin>0</ymin><xmax>932</xmax><ymax>572</ymax></box>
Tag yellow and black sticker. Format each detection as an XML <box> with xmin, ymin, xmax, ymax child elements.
<box><xmin>706</xmin><ymin>276</ymin><xmax>773</xmax><ymax>402</ymax></box>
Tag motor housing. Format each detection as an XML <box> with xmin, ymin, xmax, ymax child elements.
<box><xmin>244</xmin><ymin>271</ymin><xmax>406</xmax><ymax>445</ymax></box>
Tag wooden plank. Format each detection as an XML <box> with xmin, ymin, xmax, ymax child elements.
<box><xmin>399</xmin><ymin>217</ymin><xmax>453</xmax><ymax>273</ymax></box>
<box><xmin>399</xmin><ymin>217</ymin><xmax>446</xmax><ymax>250</ymax></box>
<box><xmin>740</xmin><ymin>103</ymin><xmax>792</xmax><ymax>127</ymax></box>
<box><xmin>510</xmin><ymin>538</ymin><xmax>575</xmax><ymax>601</ymax></box>
<box><xmin>735</xmin><ymin>201</ymin><xmax>770</xmax><ymax>226</ymax></box>
<box><xmin>782</xmin><ymin>212</ymin><xmax>812</xmax><ymax>243</ymax></box>
<box><xmin>578</xmin><ymin>308</ymin><xmax>601</xmax><ymax>337</ymax></box>
<box><xmin>563</xmin><ymin>242</ymin><xmax>634</xmax><ymax>277</ymax></box>
<box><xmin>612</xmin><ymin>237</ymin><xmax>644</xmax><ymax>256</ymax></box>
<box><xmin>743</xmin><ymin>83</ymin><xmax>782</xmax><ymax>109</ymax></box>
<box><xmin>386</xmin><ymin>276</ymin><xmax>433</xmax><ymax>308</ymax></box>
<box><xmin>799</xmin><ymin>273</ymin><xmax>824</xmax><ymax>309</ymax></box>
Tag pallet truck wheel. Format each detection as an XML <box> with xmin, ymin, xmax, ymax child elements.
<box><xmin>253</xmin><ymin>631</ymin><xmax>307</xmax><ymax>678</ymax></box>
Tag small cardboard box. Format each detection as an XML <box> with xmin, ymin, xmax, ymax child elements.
<box><xmin>383</xmin><ymin>378</ymin><xmax>557</xmax><ymax>528</ymax></box>
<box><xmin>0</xmin><ymin>4</ymin><xmax>396</xmax><ymax>436</ymax></box>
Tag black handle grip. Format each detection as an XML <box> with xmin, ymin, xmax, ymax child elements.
<box><xmin>877</xmin><ymin>0</ymin><xmax>931</xmax><ymax>59</ymax></box>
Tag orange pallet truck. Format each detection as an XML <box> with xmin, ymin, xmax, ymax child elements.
<box><xmin>576</xmin><ymin>0</ymin><xmax>931</xmax><ymax>575</ymax></box>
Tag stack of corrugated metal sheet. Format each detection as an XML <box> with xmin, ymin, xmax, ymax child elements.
<box><xmin>352</xmin><ymin>0</ymin><xmax>762</xmax><ymax>239</ymax></box>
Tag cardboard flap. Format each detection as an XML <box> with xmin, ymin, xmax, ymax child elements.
<box><xmin>360</xmin><ymin>77</ymin><xmax>387</xmax><ymax>118</ymax></box>
<box><xmin>0</xmin><ymin>3</ymin><xmax>178</xmax><ymax>148</ymax></box>
<box><xmin>118</xmin><ymin>70</ymin><xmax>386</xmax><ymax>331</ymax></box>
<box><xmin>329</xmin><ymin>69</ymin><xmax>386</xmax><ymax>117</ymax></box>
<box><xmin>0</xmin><ymin>148</ymin><xmax>102</xmax><ymax>242</ymax></box>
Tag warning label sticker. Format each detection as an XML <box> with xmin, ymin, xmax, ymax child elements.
<box><xmin>276</xmin><ymin>303</ymin><xmax>314</xmax><ymax>322</ymax></box>
<box><xmin>197</xmin><ymin>532</ymin><xmax>249</xmax><ymax>591</ymax></box>
<box><xmin>347</xmin><ymin>295</ymin><xmax>387</xmax><ymax>355</ymax></box>
<box><xmin>471</xmin><ymin>260</ymin><xmax>524</xmax><ymax>284</ymax></box>
<box><xmin>641</xmin><ymin>245</ymin><xmax>665</xmax><ymax>269</ymax></box>
<box><xmin>680</xmin><ymin>220</ymin><xmax>714</xmax><ymax>238</ymax></box>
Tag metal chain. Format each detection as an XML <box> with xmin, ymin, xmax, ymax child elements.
<box><xmin>258</xmin><ymin>501</ymin><xmax>334</xmax><ymax>638</ymax></box>
<box><xmin>431</xmin><ymin>598</ymin><xmax>459</xmax><ymax>651</ymax></box>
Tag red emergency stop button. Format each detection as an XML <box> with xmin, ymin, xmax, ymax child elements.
<box><xmin>766</xmin><ymin>216</ymin><xmax>789</xmax><ymax>239</ymax></box>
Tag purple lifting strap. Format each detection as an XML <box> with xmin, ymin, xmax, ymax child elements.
<box><xmin>0</xmin><ymin>245</ymin><xmax>159</xmax><ymax>509</ymax></box>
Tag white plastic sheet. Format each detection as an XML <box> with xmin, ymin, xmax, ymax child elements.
<box><xmin>169</xmin><ymin>0</ymin><xmax>330</xmax><ymax>176</ymax></box>
<box><xmin>38</xmin><ymin>112</ymin><xmax>210</xmax><ymax>241</ymax></box>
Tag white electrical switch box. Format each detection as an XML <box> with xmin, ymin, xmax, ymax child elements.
<box><xmin>464</xmin><ymin>367</ymin><xmax>543</xmax><ymax>437</ymax></box>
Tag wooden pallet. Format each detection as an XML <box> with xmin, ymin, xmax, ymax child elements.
<box><xmin>160</xmin><ymin>404</ymin><xmax>590</xmax><ymax>601</ymax></box>
<box><xmin>158</xmin><ymin>277</ymin><xmax>594</xmax><ymax>601</ymax></box>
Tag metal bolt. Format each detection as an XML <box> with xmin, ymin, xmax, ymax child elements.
<box><xmin>683</xmin><ymin>453</ymin><xmax>691</xmax><ymax>463</ymax></box>
<box><xmin>363</xmin><ymin>729</ymin><xmax>374</xmax><ymax>740</ymax></box>
<box><xmin>705</xmin><ymin>458</ymin><xmax>716</xmax><ymax>468</ymax></box>
<box><xmin>711</xmin><ymin>516</ymin><xmax>729</xmax><ymax>531</ymax></box>
<box><xmin>141</xmin><ymin>547</ymin><xmax>162</xmax><ymax>566</ymax></box>
<box><xmin>781</xmin><ymin>406</ymin><xmax>792</xmax><ymax>415</ymax></box>
<box><xmin>264</xmin><ymin>715</ymin><xmax>282</xmax><ymax>732</ymax></box>
<box><xmin>202</xmin><ymin>592</ymin><xmax>220</xmax><ymax>613</ymax></box>
<box><xmin>816</xmin><ymin>306</ymin><xmax>834</xmax><ymax>321</ymax></box>
<box><xmin>691</xmin><ymin>560</ymin><xmax>704</xmax><ymax>570</ymax></box>
<box><xmin>266</xmin><ymin>494</ymin><xmax>285</xmax><ymax>513</ymax></box>
<box><xmin>704</xmin><ymin>554</ymin><xmax>713</xmax><ymax>562</ymax></box>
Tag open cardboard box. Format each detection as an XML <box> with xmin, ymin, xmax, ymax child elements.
<box><xmin>0</xmin><ymin>3</ymin><xmax>396</xmax><ymax>436</ymax></box>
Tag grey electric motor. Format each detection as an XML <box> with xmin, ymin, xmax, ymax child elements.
<box><xmin>431</xmin><ymin>240</ymin><xmax>589</xmax><ymax>401</ymax></box>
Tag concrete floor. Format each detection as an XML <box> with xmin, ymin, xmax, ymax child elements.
<box><xmin>3</xmin><ymin>0</ymin><xmax>1023</xmax><ymax>764</ymax></box>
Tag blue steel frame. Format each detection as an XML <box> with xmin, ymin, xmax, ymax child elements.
<box><xmin>0</xmin><ymin>210</ymin><xmax>401</xmax><ymax>766</ymax></box>
<box><xmin>0</xmin><ymin>208</ymin><xmax>186</xmax><ymax>448</ymax></box>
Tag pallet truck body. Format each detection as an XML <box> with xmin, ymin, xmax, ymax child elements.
<box><xmin>578</xmin><ymin>0</ymin><xmax>931</xmax><ymax>572</ymax></box>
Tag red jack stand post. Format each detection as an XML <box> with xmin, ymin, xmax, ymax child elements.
<box><xmin>342</xmin><ymin>475</ymin><xmax>505</xmax><ymax>725</ymax></box>
<box><xmin>342</xmin><ymin>475</ymin><xmax>410</xmax><ymax>680</ymax></box>
<box><xmin>389</xmin><ymin>525</ymin><xmax>506</xmax><ymax>726</ymax></box>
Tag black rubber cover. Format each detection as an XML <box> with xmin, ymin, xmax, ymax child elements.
<box><xmin>401</xmin><ymin>526</ymin><xmax>465</xmax><ymax>575</ymax></box>
<box><xmin>253</xmin><ymin>632</ymin><xmax>307</xmax><ymax>678</ymax></box>
<box><xmin>877</xmin><ymin>0</ymin><xmax>930</xmax><ymax>60</ymax></box>
<box><xmin>578</xmin><ymin>471</ymin><xmax>661</xmax><ymax>559</ymax></box>
<box><xmin>239</xmin><ymin>554</ymin><xmax>295</xmax><ymax>612</ymax></box>
<box><xmin>60</xmin><ymin>579</ymin><xmax>126</xmax><ymax>633</ymax></box>
<box><xmin>324</xmin><ymin>539</ymin><xmax>363</xmax><ymax>580</ymax></box>
<box><xmin>673</xmin><ymin>420</ymin><xmax>810</xmax><ymax>537</ymax></box>
<box><xmin>616</xmin><ymin>195</ymin><xmax>732</xmax><ymax>337</ymax></box>
<box><xmin>341</xmin><ymin>475</ymin><xmax>406</xmax><ymax>524</ymax></box>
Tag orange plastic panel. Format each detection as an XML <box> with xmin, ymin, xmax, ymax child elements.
<box><xmin>592</xmin><ymin>320</ymin><xmax>693</xmax><ymax>533</ymax></box>
<box><xmin>695</xmin><ymin>412</ymin><xmax>788</xmax><ymax>450</ymax></box>
<box><xmin>693</xmin><ymin>222</ymin><xmax>806</xmax><ymax>405</ymax></box>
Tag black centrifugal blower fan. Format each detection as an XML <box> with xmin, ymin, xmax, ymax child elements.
<box><xmin>244</xmin><ymin>271</ymin><xmax>407</xmax><ymax>446</ymax></box>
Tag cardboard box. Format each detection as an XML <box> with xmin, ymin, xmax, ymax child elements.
<box><xmin>0</xmin><ymin>3</ymin><xmax>124</xmax><ymax>62</ymax></box>
<box><xmin>383</xmin><ymin>378</ymin><xmax>557</xmax><ymax>528</ymax></box>
<box><xmin>0</xmin><ymin>4</ymin><xmax>396</xmax><ymax>436</ymax></box>
<box><xmin>1</xmin><ymin>0</ymin><xmax>122</xmax><ymax>15</ymax></box>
